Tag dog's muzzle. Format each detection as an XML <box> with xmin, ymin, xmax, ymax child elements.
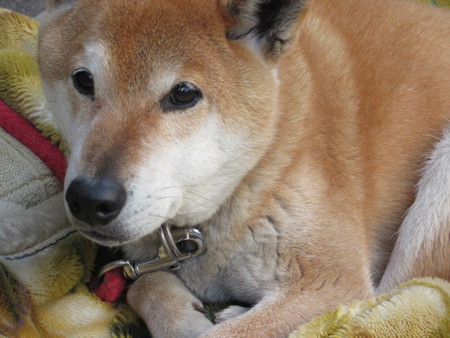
<box><xmin>99</xmin><ymin>224</ymin><xmax>205</xmax><ymax>280</ymax></box>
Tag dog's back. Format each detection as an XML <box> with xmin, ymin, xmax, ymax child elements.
<box><xmin>275</xmin><ymin>0</ymin><xmax>450</xmax><ymax>285</ymax></box>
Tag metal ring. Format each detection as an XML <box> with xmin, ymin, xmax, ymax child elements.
<box><xmin>98</xmin><ymin>259</ymin><xmax>133</xmax><ymax>278</ymax></box>
<box><xmin>160</xmin><ymin>224</ymin><xmax>184</xmax><ymax>258</ymax></box>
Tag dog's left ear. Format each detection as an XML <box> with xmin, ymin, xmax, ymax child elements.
<box><xmin>223</xmin><ymin>0</ymin><xmax>306</xmax><ymax>60</ymax></box>
<box><xmin>44</xmin><ymin>0</ymin><xmax>65</xmax><ymax>10</ymax></box>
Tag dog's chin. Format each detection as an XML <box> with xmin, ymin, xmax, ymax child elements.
<box><xmin>73</xmin><ymin>223</ymin><xmax>157</xmax><ymax>247</ymax></box>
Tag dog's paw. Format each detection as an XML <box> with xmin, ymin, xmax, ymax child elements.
<box><xmin>215</xmin><ymin>305</ymin><xmax>249</xmax><ymax>323</ymax></box>
<box><xmin>127</xmin><ymin>272</ymin><xmax>214</xmax><ymax>337</ymax></box>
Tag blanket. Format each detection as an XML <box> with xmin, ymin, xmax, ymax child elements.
<box><xmin>291</xmin><ymin>278</ymin><xmax>450</xmax><ymax>337</ymax></box>
<box><xmin>0</xmin><ymin>4</ymin><xmax>449</xmax><ymax>338</ymax></box>
<box><xmin>0</xmin><ymin>9</ymin><xmax>147</xmax><ymax>338</ymax></box>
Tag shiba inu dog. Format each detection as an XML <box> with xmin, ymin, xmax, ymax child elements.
<box><xmin>38</xmin><ymin>0</ymin><xmax>450</xmax><ymax>336</ymax></box>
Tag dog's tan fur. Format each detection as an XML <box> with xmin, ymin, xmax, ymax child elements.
<box><xmin>39</xmin><ymin>0</ymin><xmax>450</xmax><ymax>336</ymax></box>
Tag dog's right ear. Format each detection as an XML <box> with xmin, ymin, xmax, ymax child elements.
<box><xmin>222</xmin><ymin>0</ymin><xmax>306</xmax><ymax>61</ymax></box>
<box><xmin>44</xmin><ymin>0</ymin><xmax>65</xmax><ymax>10</ymax></box>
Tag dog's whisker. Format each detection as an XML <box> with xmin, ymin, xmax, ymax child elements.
<box><xmin>184</xmin><ymin>190</ymin><xmax>221</xmax><ymax>206</ymax></box>
<box><xmin>158</xmin><ymin>184</ymin><xmax>203</xmax><ymax>192</ymax></box>
<box><xmin>155</xmin><ymin>194</ymin><xmax>218</xmax><ymax>207</ymax></box>
<box><xmin>153</xmin><ymin>194</ymin><xmax>219</xmax><ymax>213</ymax></box>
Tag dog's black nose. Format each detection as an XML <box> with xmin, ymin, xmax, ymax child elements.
<box><xmin>65</xmin><ymin>176</ymin><xmax>126</xmax><ymax>226</ymax></box>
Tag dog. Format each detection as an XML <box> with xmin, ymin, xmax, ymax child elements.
<box><xmin>38</xmin><ymin>0</ymin><xmax>450</xmax><ymax>336</ymax></box>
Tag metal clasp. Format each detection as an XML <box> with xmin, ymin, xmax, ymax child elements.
<box><xmin>98</xmin><ymin>224</ymin><xmax>205</xmax><ymax>280</ymax></box>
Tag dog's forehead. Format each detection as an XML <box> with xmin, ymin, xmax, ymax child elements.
<box><xmin>99</xmin><ymin>1</ymin><xmax>221</xmax><ymax>55</ymax></box>
<box><xmin>82</xmin><ymin>0</ymin><xmax>226</xmax><ymax>93</ymax></box>
<box><xmin>39</xmin><ymin>0</ymin><xmax>236</xmax><ymax>95</ymax></box>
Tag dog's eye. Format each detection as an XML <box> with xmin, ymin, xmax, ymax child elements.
<box><xmin>71</xmin><ymin>68</ymin><xmax>95</xmax><ymax>98</ymax></box>
<box><xmin>162</xmin><ymin>82</ymin><xmax>202</xmax><ymax>112</ymax></box>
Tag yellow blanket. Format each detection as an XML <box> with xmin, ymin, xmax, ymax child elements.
<box><xmin>418</xmin><ymin>0</ymin><xmax>450</xmax><ymax>6</ymax></box>
<box><xmin>292</xmin><ymin>278</ymin><xmax>450</xmax><ymax>337</ymax></box>
<box><xmin>0</xmin><ymin>3</ymin><xmax>449</xmax><ymax>337</ymax></box>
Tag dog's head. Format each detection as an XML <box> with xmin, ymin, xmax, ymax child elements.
<box><xmin>38</xmin><ymin>0</ymin><xmax>304</xmax><ymax>246</ymax></box>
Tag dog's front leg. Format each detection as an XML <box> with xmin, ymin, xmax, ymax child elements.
<box><xmin>127</xmin><ymin>271</ymin><xmax>213</xmax><ymax>338</ymax></box>
<box><xmin>199</xmin><ymin>289</ymin><xmax>335</xmax><ymax>338</ymax></box>
<box><xmin>201</xmin><ymin>275</ymin><xmax>372</xmax><ymax>338</ymax></box>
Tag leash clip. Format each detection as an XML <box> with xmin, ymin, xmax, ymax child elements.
<box><xmin>98</xmin><ymin>224</ymin><xmax>205</xmax><ymax>280</ymax></box>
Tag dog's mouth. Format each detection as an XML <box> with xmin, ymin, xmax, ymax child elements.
<box><xmin>64</xmin><ymin>175</ymin><xmax>179</xmax><ymax>246</ymax></box>
<box><xmin>73</xmin><ymin>215</ymin><xmax>168</xmax><ymax>247</ymax></box>
<box><xmin>77</xmin><ymin>228</ymin><xmax>133</xmax><ymax>246</ymax></box>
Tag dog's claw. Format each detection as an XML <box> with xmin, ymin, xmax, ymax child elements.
<box><xmin>193</xmin><ymin>301</ymin><xmax>207</xmax><ymax>313</ymax></box>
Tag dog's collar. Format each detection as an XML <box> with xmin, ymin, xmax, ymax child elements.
<box><xmin>99</xmin><ymin>224</ymin><xmax>205</xmax><ymax>280</ymax></box>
